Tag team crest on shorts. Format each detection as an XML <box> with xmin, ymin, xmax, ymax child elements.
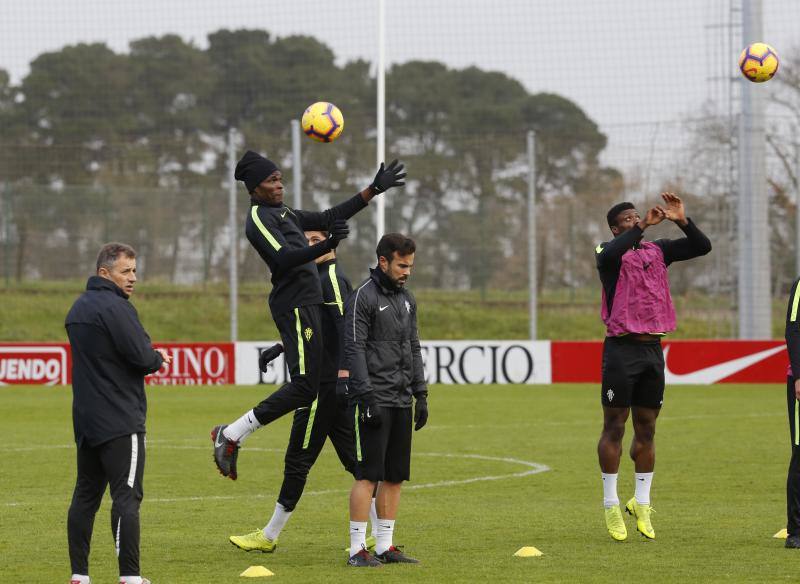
<box><xmin>304</xmin><ymin>327</ymin><xmax>313</xmax><ymax>341</ymax></box>
<box><xmin>606</xmin><ymin>389</ymin><xmax>614</xmax><ymax>402</ymax></box>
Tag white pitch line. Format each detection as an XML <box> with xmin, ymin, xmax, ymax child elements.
<box><xmin>3</xmin><ymin>448</ymin><xmax>550</xmax><ymax>507</ymax></box>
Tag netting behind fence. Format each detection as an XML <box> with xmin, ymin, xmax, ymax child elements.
<box><xmin>1</xmin><ymin>1</ymin><xmax>800</xmax><ymax>337</ymax></box>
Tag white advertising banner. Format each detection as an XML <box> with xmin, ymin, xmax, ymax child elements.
<box><xmin>235</xmin><ymin>340</ymin><xmax>551</xmax><ymax>385</ymax></box>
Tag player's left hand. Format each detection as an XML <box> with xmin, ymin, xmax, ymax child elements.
<box><xmin>335</xmin><ymin>376</ymin><xmax>350</xmax><ymax>409</ymax></box>
<box><xmin>413</xmin><ymin>395</ymin><xmax>428</xmax><ymax>431</ymax></box>
<box><xmin>661</xmin><ymin>192</ymin><xmax>687</xmax><ymax>225</ymax></box>
<box><xmin>370</xmin><ymin>159</ymin><xmax>406</xmax><ymax>194</ymax></box>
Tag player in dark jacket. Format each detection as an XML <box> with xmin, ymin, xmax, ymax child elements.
<box><xmin>784</xmin><ymin>278</ymin><xmax>800</xmax><ymax>548</ymax></box>
<box><xmin>341</xmin><ymin>233</ymin><xmax>428</xmax><ymax>567</ymax></box>
<box><xmin>211</xmin><ymin>151</ymin><xmax>406</xmax><ymax>481</ymax></box>
<box><xmin>65</xmin><ymin>242</ymin><xmax>170</xmax><ymax>584</ymax></box>
<box><xmin>229</xmin><ymin>230</ymin><xmax>373</xmax><ymax>552</ymax></box>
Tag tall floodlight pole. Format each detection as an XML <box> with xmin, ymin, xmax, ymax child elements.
<box><xmin>796</xmin><ymin>143</ymin><xmax>800</xmax><ymax>277</ymax></box>
<box><xmin>291</xmin><ymin>119</ymin><xmax>303</xmax><ymax>209</ymax></box>
<box><xmin>527</xmin><ymin>131</ymin><xmax>538</xmax><ymax>340</ymax></box>
<box><xmin>738</xmin><ymin>0</ymin><xmax>770</xmax><ymax>339</ymax></box>
<box><xmin>376</xmin><ymin>0</ymin><xmax>386</xmax><ymax>242</ymax></box>
<box><xmin>227</xmin><ymin>128</ymin><xmax>239</xmax><ymax>342</ymax></box>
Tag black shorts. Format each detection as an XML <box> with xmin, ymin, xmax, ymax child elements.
<box><xmin>601</xmin><ymin>336</ymin><xmax>665</xmax><ymax>409</ymax></box>
<box><xmin>352</xmin><ymin>406</ymin><xmax>412</xmax><ymax>483</ymax></box>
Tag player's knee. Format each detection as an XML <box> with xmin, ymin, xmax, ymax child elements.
<box><xmin>633</xmin><ymin>425</ymin><xmax>656</xmax><ymax>443</ymax></box>
<box><xmin>601</xmin><ymin>420</ymin><xmax>626</xmax><ymax>442</ymax></box>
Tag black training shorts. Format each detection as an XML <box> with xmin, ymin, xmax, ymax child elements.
<box><xmin>601</xmin><ymin>336</ymin><xmax>665</xmax><ymax>409</ymax></box>
<box><xmin>352</xmin><ymin>405</ymin><xmax>412</xmax><ymax>483</ymax></box>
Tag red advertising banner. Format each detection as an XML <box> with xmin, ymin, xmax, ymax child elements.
<box><xmin>551</xmin><ymin>339</ymin><xmax>788</xmax><ymax>384</ymax></box>
<box><xmin>148</xmin><ymin>343</ymin><xmax>234</xmax><ymax>385</ymax></box>
<box><xmin>0</xmin><ymin>342</ymin><xmax>234</xmax><ymax>386</ymax></box>
<box><xmin>0</xmin><ymin>343</ymin><xmax>71</xmax><ymax>385</ymax></box>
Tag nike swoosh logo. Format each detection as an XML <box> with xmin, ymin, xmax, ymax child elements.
<box><xmin>214</xmin><ymin>431</ymin><xmax>224</xmax><ymax>447</ymax></box>
<box><xmin>379</xmin><ymin>305</ymin><xmax>389</xmax><ymax>311</ymax></box>
<box><xmin>280</xmin><ymin>210</ymin><xmax>288</xmax><ymax>218</ymax></box>
<box><xmin>595</xmin><ymin>244</ymin><xmax>603</xmax><ymax>254</ymax></box>
<box><xmin>664</xmin><ymin>345</ymin><xmax>786</xmax><ymax>384</ymax></box>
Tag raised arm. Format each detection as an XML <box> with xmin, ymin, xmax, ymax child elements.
<box><xmin>596</xmin><ymin>207</ymin><xmax>665</xmax><ymax>268</ymax></box>
<box><xmin>294</xmin><ymin>160</ymin><xmax>407</xmax><ymax>230</ymax></box>
<box><xmin>248</xmin><ymin>205</ymin><xmax>348</xmax><ymax>274</ymax></box>
<box><xmin>655</xmin><ymin>192</ymin><xmax>712</xmax><ymax>264</ymax></box>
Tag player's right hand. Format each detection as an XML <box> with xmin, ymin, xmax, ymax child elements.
<box><xmin>352</xmin><ymin>394</ymin><xmax>382</xmax><ymax>428</ymax></box>
<box><xmin>328</xmin><ymin>219</ymin><xmax>349</xmax><ymax>249</ymax></box>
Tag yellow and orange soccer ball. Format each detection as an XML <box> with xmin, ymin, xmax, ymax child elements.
<box><xmin>738</xmin><ymin>42</ymin><xmax>779</xmax><ymax>83</ymax></box>
<box><xmin>301</xmin><ymin>101</ymin><xmax>344</xmax><ymax>143</ymax></box>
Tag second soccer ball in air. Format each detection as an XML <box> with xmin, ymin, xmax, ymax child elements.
<box><xmin>738</xmin><ymin>42</ymin><xmax>779</xmax><ymax>83</ymax></box>
<box><xmin>301</xmin><ymin>102</ymin><xmax>344</xmax><ymax>143</ymax></box>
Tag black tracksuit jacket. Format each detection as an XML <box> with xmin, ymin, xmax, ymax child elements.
<box><xmin>343</xmin><ymin>267</ymin><xmax>428</xmax><ymax>407</ymax></box>
<box><xmin>244</xmin><ymin>193</ymin><xmax>367</xmax><ymax>317</ymax></box>
<box><xmin>65</xmin><ymin>276</ymin><xmax>163</xmax><ymax>447</ymax></box>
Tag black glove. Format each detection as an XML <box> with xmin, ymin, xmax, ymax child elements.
<box><xmin>258</xmin><ymin>343</ymin><xmax>284</xmax><ymax>373</ymax></box>
<box><xmin>335</xmin><ymin>377</ymin><xmax>350</xmax><ymax>409</ymax></box>
<box><xmin>413</xmin><ymin>395</ymin><xmax>428</xmax><ymax>431</ymax></box>
<box><xmin>328</xmin><ymin>219</ymin><xmax>349</xmax><ymax>249</ymax></box>
<box><xmin>352</xmin><ymin>393</ymin><xmax>382</xmax><ymax>428</ymax></box>
<box><xmin>369</xmin><ymin>159</ymin><xmax>406</xmax><ymax>194</ymax></box>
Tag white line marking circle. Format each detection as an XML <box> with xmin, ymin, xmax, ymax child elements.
<box><xmin>3</xmin><ymin>443</ymin><xmax>550</xmax><ymax>506</ymax></box>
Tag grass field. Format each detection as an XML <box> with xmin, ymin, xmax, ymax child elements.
<box><xmin>0</xmin><ymin>281</ymin><xmax>785</xmax><ymax>342</ymax></box>
<box><xmin>1</xmin><ymin>383</ymin><xmax>797</xmax><ymax>583</ymax></box>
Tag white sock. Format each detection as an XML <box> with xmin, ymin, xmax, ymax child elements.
<box><xmin>602</xmin><ymin>472</ymin><xmax>619</xmax><ymax>508</ymax></box>
<box><xmin>369</xmin><ymin>498</ymin><xmax>378</xmax><ymax>538</ymax></box>
<box><xmin>223</xmin><ymin>409</ymin><xmax>262</xmax><ymax>443</ymax></box>
<box><xmin>349</xmin><ymin>521</ymin><xmax>368</xmax><ymax>557</ymax></box>
<box><xmin>70</xmin><ymin>576</ymin><xmax>90</xmax><ymax>584</ymax></box>
<box><xmin>119</xmin><ymin>577</ymin><xmax>142</xmax><ymax>584</ymax></box>
<box><xmin>263</xmin><ymin>502</ymin><xmax>292</xmax><ymax>541</ymax></box>
<box><xmin>635</xmin><ymin>472</ymin><xmax>654</xmax><ymax>505</ymax></box>
<box><xmin>375</xmin><ymin>519</ymin><xmax>395</xmax><ymax>555</ymax></box>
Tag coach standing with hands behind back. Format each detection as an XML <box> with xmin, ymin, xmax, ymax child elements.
<box><xmin>65</xmin><ymin>243</ymin><xmax>171</xmax><ymax>584</ymax></box>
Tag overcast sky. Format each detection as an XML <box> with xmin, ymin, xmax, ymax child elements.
<box><xmin>1</xmin><ymin>0</ymin><xmax>798</xmax><ymax>176</ymax></box>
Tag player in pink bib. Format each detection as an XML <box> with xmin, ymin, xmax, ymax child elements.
<box><xmin>595</xmin><ymin>193</ymin><xmax>711</xmax><ymax>541</ymax></box>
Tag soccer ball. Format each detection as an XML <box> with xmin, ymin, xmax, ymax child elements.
<box><xmin>301</xmin><ymin>102</ymin><xmax>344</xmax><ymax>143</ymax></box>
<box><xmin>738</xmin><ymin>42</ymin><xmax>779</xmax><ymax>83</ymax></box>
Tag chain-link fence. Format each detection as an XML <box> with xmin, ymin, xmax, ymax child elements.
<box><xmin>1</xmin><ymin>0</ymin><xmax>800</xmax><ymax>337</ymax></box>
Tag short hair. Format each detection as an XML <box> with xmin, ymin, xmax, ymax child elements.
<box><xmin>606</xmin><ymin>202</ymin><xmax>636</xmax><ymax>228</ymax></box>
<box><xmin>96</xmin><ymin>242</ymin><xmax>136</xmax><ymax>273</ymax></box>
<box><xmin>376</xmin><ymin>233</ymin><xmax>416</xmax><ymax>262</ymax></box>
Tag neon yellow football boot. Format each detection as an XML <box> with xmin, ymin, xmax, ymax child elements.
<box><xmin>625</xmin><ymin>497</ymin><xmax>655</xmax><ymax>539</ymax></box>
<box><xmin>604</xmin><ymin>505</ymin><xmax>628</xmax><ymax>541</ymax></box>
<box><xmin>229</xmin><ymin>530</ymin><xmax>278</xmax><ymax>552</ymax></box>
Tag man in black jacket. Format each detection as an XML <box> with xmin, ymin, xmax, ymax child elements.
<box><xmin>341</xmin><ymin>233</ymin><xmax>428</xmax><ymax>567</ymax></box>
<box><xmin>229</xmin><ymin>229</ymin><xmax>371</xmax><ymax>552</ymax></box>
<box><xmin>65</xmin><ymin>242</ymin><xmax>170</xmax><ymax>584</ymax></box>
<box><xmin>211</xmin><ymin>150</ymin><xmax>405</xmax><ymax>481</ymax></box>
<box><xmin>784</xmin><ymin>277</ymin><xmax>800</xmax><ymax>548</ymax></box>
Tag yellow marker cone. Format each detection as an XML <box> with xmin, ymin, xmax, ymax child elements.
<box><xmin>240</xmin><ymin>565</ymin><xmax>274</xmax><ymax>577</ymax></box>
<box><xmin>774</xmin><ymin>528</ymin><xmax>788</xmax><ymax>539</ymax></box>
<box><xmin>514</xmin><ymin>546</ymin><xmax>543</xmax><ymax>557</ymax></box>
